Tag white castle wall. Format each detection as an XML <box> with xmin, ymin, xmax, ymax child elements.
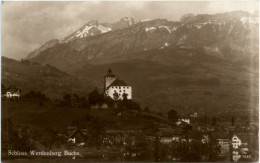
<box><xmin>106</xmin><ymin>86</ymin><xmax>132</xmax><ymax>100</ymax></box>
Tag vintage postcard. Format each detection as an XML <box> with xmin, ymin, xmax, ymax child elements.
<box><xmin>1</xmin><ymin>1</ymin><xmax>259</xmax><ymax>162</ymax></box>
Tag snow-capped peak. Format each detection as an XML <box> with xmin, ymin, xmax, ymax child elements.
<box><xmin>159</xmin><ymin>26</ymin><xmax>171</xmax><ymax>33</ymax></box>
<box><xmin>62</xmin><ymin>20</ymin><xmax>112</xmax><ymax>42</ymax></box>
<box><xmin>120</xmin><ymin>17</ymin><xmax>135</xmax><ymax>26</ymax></box>
<box><xmin>240</xmin><ymin>16</ymin><xmax>258</xmax><ymax>25</ymax></box>
<box><xmin>164</xmin><ymin>42</ymin><xmax>169</xmax><ymax>46</ymax></box>
<box><xmin>145</xmin><ymin>27</ymin><xmax>156</xmax><ymax>32</ymax></box>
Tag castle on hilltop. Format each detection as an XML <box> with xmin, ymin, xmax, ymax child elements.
<box><xmin>104</xmin><ymin>69</ymin><xmax>132</xmax><ymax>100</ymax></box>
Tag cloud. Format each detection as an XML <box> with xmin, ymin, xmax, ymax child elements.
<box><xmin>2</xmin><ymin>1</ymin><xmax>258</xmax><ymax>59</ymax></box>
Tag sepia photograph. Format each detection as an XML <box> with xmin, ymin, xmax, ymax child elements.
<box><xmin>1</xmin><ymin>1</ymin><xmax>259</xmax><ymax>162</ymax></box>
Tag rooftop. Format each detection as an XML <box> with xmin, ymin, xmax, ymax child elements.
<box><xmin>107</xmin><ymin>79</ymin><xmax>129</xmax><ymax>88</ymax></box>
<box><xmin>105</xmin><ymin>68</ymin><xmax>115</xmax><ymax>77</ymax></box>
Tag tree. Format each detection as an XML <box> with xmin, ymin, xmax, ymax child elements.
<box><xmin>123</xmin><ymin>100</ymin><xmax>141</xmax><ymax>111</ymax></box>
<box><xmin>167</xmin><ymin>109</ymin><xmax>178</xmax><ymax>122</ymax></box>
<box><xmin>113</xmin><ymin>91</ymin><xmax>119</xmax><ymax>101</ymax></box>
<box><xmin>88</xmin><ymin>88</ymin><xmax>102</xmax><ymax>105</ymax></box>
<box><xmin>71</xmin><ymin>93</ymin><xmax>80</xmax><ymax>106</ymax></box>
<box><xmin>232</xmin><ymin>116</ymin><xmax>235</xmax><ymax>126</ymax></box>
<box><xmin>211</xmin><ymin>116</ymin><xmax>217</xmax><ymax>126</ymax></box>
<box><xmin>88</xmin><ymin>117</ymin><xmax>104</xmax><ymax>146</ymax></box>
<box><xmin>80</xmin><ymin>97</ymin><xmax>90</xmax><ymax>109</ymax></box>
<box><xmin>104</xmin><ymin>96</ymin><xmax>114</xmax><ymax>108</ymax></box>
<box><xmin>122</xmin><ymin>92</ymin><xmax>128</xmax><ymax>101</ymax></box>
<box><xmin>208</xmin><ymin>132</ymin><xmax>221</xmax><ymax>161</ymax></box>
<box><xmin>154</xmin><ymin>135</ymin><xmax>159</xmax><ymax>162</ymax></box>
<box><xmin>144</xmin><ymin>106</ymin><xmax>149</xmax><ymax>112</ymax></box>
<box><xmin>204</xmin><ymin>114</ymin><xmax>208</xmax><ymax>124</ymax></box>
<box><xmin>63</xmin><ymin>94</ymin><xmax>71</xmax><ymax>106</ymax></box>
<box><xmin>24</xmin><ymin>91</ymin><xmax>49</xmax><ymax>101</ymax></box>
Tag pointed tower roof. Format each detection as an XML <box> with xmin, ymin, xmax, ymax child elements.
<box><xmin>105</xmin><ymin>68</ymin><xmax>115</xmax><ymax>77</ymax></box>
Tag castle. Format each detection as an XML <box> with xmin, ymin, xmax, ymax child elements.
<box><xmin>104</xmin><ymin>69</ymin><xmax>132</xmax><ymax>100</ymax></box>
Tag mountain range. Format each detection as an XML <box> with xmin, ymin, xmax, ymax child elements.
<box><xmin>3</xmin><ymin>11</ymin><xmax>258</xmax><ymax>116</ymax></box>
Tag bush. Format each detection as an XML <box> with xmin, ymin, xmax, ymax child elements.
<box><xmin>104</xmin><ymin>97</ymin><xmax>114</xmax><ymax>108</ymax></box>
<box><xmin>24</xmin><ymin>91</ymin><xmax>49</xmax><ymax>101</ymax></box>
<box><xmin>123</xmin><ymin>100</ymin><xmax>141</xmax><ymax>111</ymax></box>
<box><xmin>168</xmin><ymin>109</ymin><xmax>178</xmax><ymax>122</ymax></box>
<box><xmin>88</xmin><ymin>88</ymin><xmax>104</xmax><ymax>105</ymax></box>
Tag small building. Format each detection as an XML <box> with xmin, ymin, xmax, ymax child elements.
<box><xmin>102</xmin><ymin>130</ymin><xmax>138</xmax><ymax>146</ymax></box>
<box><xmin>104</xmin><ymin>69</ymin><xmax>132</xmax><ymax>100</ymax></box>
<box><xmin>201</xmin><ymin>135</ymin><xmax>209</xmax><ymax>144</ymax></box>
<box><xmin>232</xmin><ymin>135</ymin><xmax>242</xmax><ymax>149</ymax></box>
<box><xmin>67</xmin><ymin>127</ymin><xmax>88</xmax><ymax>146</ymax></box>
<box><xmin>240</xmin><ymin>144</ymin><xmax>249</xmax><ymax>155</ymax></box>
<box><xmin>217</xmin><ymin>138</ymin><xmax>230</xmax><ymax>156</ymax></box>
<box><xmin>190</xmin><ymin>112</ymin><xmax>198</xmax><ymax>118</ymax></box>
<box><xmin>158</xmin><ymin>127</ymin><xmax>183</xmax><ymax>144</ymax></box>
<box><xmin>176</xmin><ymin>118</ymin><xmax>190</xmax><ymax>125</ymax></box>
<box><xmin>4</xmin><ymin>86</ymin><xmax>21</xmax><ymax>98</ymax></box>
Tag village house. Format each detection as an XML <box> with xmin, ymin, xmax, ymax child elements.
<box><xmin>102</xmin><ymin>130</ymin><xmax>138</xmax><ymax>146</ymax></box>
<box><xmin>104</xmin><ymin>69</ymin><xmax>132</xmax><ymax>100</ymax></box>
<box><xmin>190</xmin><ymin>112</ymin><xmax>198</xmax><ymax>118</ymax></box>
<box><xmin>158</xmin><ymin>127</ymin><xmax>183</xmax><ymax>144</ymax></box>
<box><xmin>231</xmin><ymin>135</ymin><xmax>242</xmax><ymax>149</ymax></box>
<box><xmin>201</xmin><ymin>135</ymin><xmax>209</xmax><ymax>144</ymax></box>
<box><xmin>3</xmin><ymin>86</ymin><xmax>21</xmax><ymax>98</ymax></box>
<box><xmin>240</xmin><ymin>144</ymin><xmax>249</xmax><ymax>155</ymax></box>
<box><xmin>217</xmin><ymin>138</ymin><xmax>230</xmax><ymax>156</ymax></box>
<box><xmin>232</xmin><ymin>144</ymin><xmax>251</xmax><ymax>162</ymax></box>
<box><xmin>67</xmin><ymin>127</ymin><xmax>88</xmax><ymax>146</ymax></box>
<box><xmin>232</xmin><ymin>150</ymin><xmax>241</xmax><ymax>162</ymax></box>
<box><xmin>176</xmin><ymin>118</ymin><xmax>190</xmax><ymax>126</ymax></box>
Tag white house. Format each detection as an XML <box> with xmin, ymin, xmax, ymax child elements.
<box><xmin>104</xmin><ymin>69</ymin><xmax>132</xmax><ymax>100</ymax></box>
<box><xmin>4</xmin><ymin>86</ymin><xmax>21</xmax><ymax>98</ymax></box>
<box><xmin>232</xmin><ymin>135</ymin><xmax>242</xmax><ymax>149</ymax></box>
<box><xmin>176</xmin><ymin>118</ymin><xmax>190</xmax><ymax>126</ymax></box>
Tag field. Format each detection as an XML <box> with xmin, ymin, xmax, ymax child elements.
<box><xmin>1</xmin><ymin>99</ymin><xmax>170</xmax><ymax>131</ymax></box>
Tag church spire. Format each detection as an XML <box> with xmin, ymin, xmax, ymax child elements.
<box><xmin>106</xmin><ymin>68</ymin><xmax>115</xmax><ymax>77</ymax></box>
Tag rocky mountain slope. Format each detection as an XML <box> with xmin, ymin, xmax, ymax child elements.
<box><xmin>28</xmin><ymin>11</ymin><xmax>258</xmax><ymax>69</ymax></box>
<box><xmin>21</xmin><ymin>11</ymin><xmax>259</xmax><ymax>115</ymax></box>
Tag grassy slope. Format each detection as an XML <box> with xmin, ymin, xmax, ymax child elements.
<box><xmin>63</xmin><ymin>48</ymin><xmax>258</xmax><ymax>117</ymax></box>
<box><xmin>1</xmin><ymin>57</ymin><xmax>94</xmax><ymax>99</ymax></box>
<box><xmin>2</xmin><ymin>100</ymin><xmax>167</xmax><ymax>131</ymax></box>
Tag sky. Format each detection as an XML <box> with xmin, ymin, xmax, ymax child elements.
<box><xmin>2</xmin><ymin>1</ymin><xmax>259</xmax><ymax>60</ymax></box>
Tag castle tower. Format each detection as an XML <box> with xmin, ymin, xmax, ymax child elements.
<box><xmin>104</xmin><ymin>68</ymin><xmax>116</xmax><ymax>92</ymax></box>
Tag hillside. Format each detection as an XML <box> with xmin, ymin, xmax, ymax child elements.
<box><xmin>1</xmin><ymin>57</ymin><xmax>94</xmax><ymax>99</ymax></box>
<box><xmin>22</xmin><ymin>11</ymin><xmax>259</xmax><ymax>116</ymax></box>
<box><xmin>63</xmin><ymin>48</ymin><xmax>258</xmax><ymax>116</ymax></box>
<box><xmin>2</xmin><ymin>99</ymin><xmax>169</xmax><ymax>131</ymax></box>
